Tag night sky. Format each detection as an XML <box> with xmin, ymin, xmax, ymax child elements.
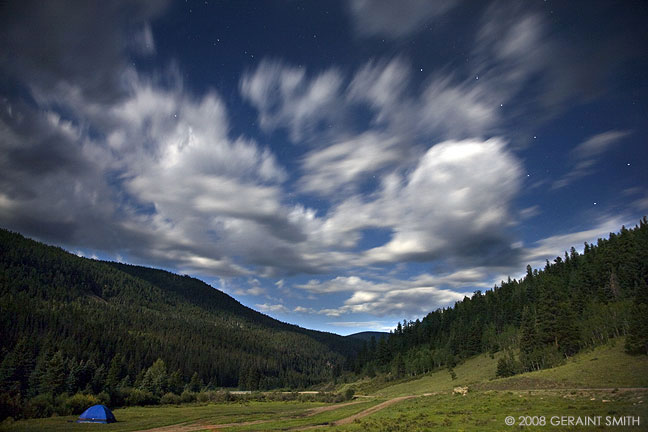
<box><xmin>1</xmin><ymin>0</ymin><xmax>647</xmax><ymax>334</ymax></box>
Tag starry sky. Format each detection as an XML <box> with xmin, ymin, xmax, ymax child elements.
<box><xmin>1</xmin><ymin>0</ymin><xmax>647</xmax><ymax>334</ymax></box>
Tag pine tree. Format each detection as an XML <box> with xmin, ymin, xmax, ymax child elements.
<box><xmin>41</xmin><ymin>351</ymin><xmax>66</xmax><ymax>395</ymax></box>
<box><xmin>105</xmin><ymin>354</ymin><xmax>123</xmax><ymax>390</ymax></box>
<box><xmin>625</xmin><ymin>279</ymin><xmax>648</xmax><ymax>355</ymax></box>
<box><xmin>141</xmin><ymin>359</ymin><xmax>168</xmax><ymax>396</ymax></box>
<box><xmin>187</xmin><ymin>372</ymin><xmax>203</xmax><ymax>392</ymax></box>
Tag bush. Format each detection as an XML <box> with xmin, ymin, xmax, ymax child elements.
<box><xmin>125</xmin><ymin>388</ymin><xmax>158</xmax><ymax>406</ymax></box>
<box><xmin>160</xmin><ymin>392</ymin><xmax>181</xmax><ymax>405</ymax></box>
<box><xmin>344</xmin><ymin>388</ymin><xmax>355</xmax><ymax>401</ymax></box>
<box><xmin>180</xmin><ymin>390</ymin><xmax>196</xmax><ymax>403</ymax></box>
<box><xmin>195</xmin><ymin>391</ymin><xmax>212</xmax><ymax>403</ymax></box>
<box><xmin>96</xmin><ymin>391</ymin><xmax>111</xmax><ymax>406</ymax></box>
<box><xmin>65</xmin><ymin>393</ymin><xmax>99</xmax><ymax>415</ymax></box>
<box><xmin>54</xmin><ymin>393</ymin><xmax>71</xmax><ymax>415</ymax></box>
<box><xmin>26</xmin><ymin>394</ymin><xmax>54</xmax><ymax>418</ymax></box>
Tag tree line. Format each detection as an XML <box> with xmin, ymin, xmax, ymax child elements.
<box><xmin>0</xmin><ymin>229</ymin><xmax>358</xmax><ymax>420</ymax></box>
<box><xmin>353</xmin><ymin>218</ymin><xmax>648</xmax><ymax>379</ymax></box>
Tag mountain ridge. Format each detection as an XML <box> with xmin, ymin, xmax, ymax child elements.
<box><xmin>0</xmin><ymin>228</ymin><xmax>359</xmax><ymax>395</ymax></box>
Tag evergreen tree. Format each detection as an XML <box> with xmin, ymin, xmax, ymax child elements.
<box><xmin>626</xmin><ymin>279</ymin><xmax>648</xmax><ymax>355</ymax></box>
<box><xmin>187</xmin><ymin>372</ymin><xmax>203</xmax><ymax>392</ymax></box>
<box><xmin>141</xmin><ymin>359</ymin><xmax>168</xmax><ymax>396</ymax></box>
<box><xmin>105</xmin><ymin>354</ymin><xmax>124</xmax><ymax>390</ymax></box>
<box><xmin>41</xmin><ymin>351</ymin><xmax>66</xmax><ymax>395</ymax></box>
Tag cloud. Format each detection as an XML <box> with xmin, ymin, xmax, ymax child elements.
<box><xmin>322</xmin><ymin>138</ymin><xmax>522</xmax><ymax>266</ymax></box>
<box><xmin>299</xmin><ymin>132</ymin><xmax>406</xmax><ymax>196</ymax></box>
<box><xmin>240</xmin><ymin>60</ymin><xmax>344</xmax><ymax>142</ymax></box>
<box><xmin>326</xmin><ymin>321</ymin><xmax>394</xmax><ymax>332</ymax></box>
<box><xmin>320</xmin><ymin>285</ymin><xmax>467</xmax><ymax>317</ymax></box>
<box><xmin>131</xmin><ymin>22</ymin><xmax>156</xmax><ymax>56</ymax></box>
<box><xmin>520</xmin><ymin>205</ymin><xmax>541</xmax><ymax>220</ymax></box>
<box><xmin>552</xmin><ymin>130</ymin><xmax>631</xmax><ymax>189</ymax></box>
<box><xmin>256</xmin><ymin>303</ymin><xmax>291</xmax><ymax>314</ymax></box>
<box><xmin>572</xmin><ymin>130</ymin><xmax>632</xmax><ymax>159</ymax></box>
<box><xmin>348</xmin><ymin>0</ymin><xmax>457</xmax><ymax>39</ymax></box>
<box><xmin>295</xmin><ymin>271</ymin><xmax>482</xmax><ymax>318</ymax></box>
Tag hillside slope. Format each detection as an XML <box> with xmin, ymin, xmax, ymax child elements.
<box><xmin>360</xmin><ymin>339</ymin><xmax>648</xmax><ymax>398</ymax></box>
<box><xmin>0</xmin><ymin>228</ymin><xmax>359</xmax><ymax>396</ymax></box>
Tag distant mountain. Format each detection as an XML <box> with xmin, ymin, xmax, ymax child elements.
<box><xmin>0</xmin><ymin>228</ymin><xmax>360</xmax><ymax>397</ymax></box>
<box><xmin>346</xmin><ymin>331</ymin><xmax>389</xmax><ymax>341</ymax></box>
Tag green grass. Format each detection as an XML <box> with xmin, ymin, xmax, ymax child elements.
<box><xmin>335</xmin><ymin>390</ymin><xmax>648</xmax><ymax>431</ymax></box>
<box><xmin>370</xmin><ymin>351</ymin><xmax>501</xmax><ymax>398</ymax></box>
<box><xmin>225</xmin><ymin>399</ymin><xmax>382</xmax><ymax>431</ymax></box>
<box><xmin>480</xmin><ymin>340</ymin><xmax>648</xmax><ymax>390</ymax></box>
<box><xmin>371</xmin><ymin>338</ymin><xmax>648</xmax><ymax>398</ymax></box>
<box><xmin>4</xmin><ymin>339</ymin><xmax>647</xmax><ymax>431</ymax></box>
<box><xmin>0</xmin><ymin>401</ymin><xmax>324</xmax><ymax>432</ymax></box>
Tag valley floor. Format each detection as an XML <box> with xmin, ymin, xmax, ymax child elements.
<box><xmin>2</xmin><ymin>341</ymin><xmax>647</xmax><ymax>431</ymax></box>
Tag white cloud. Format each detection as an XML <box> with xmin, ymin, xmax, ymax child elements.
<box><xmin>325</xmin><ymin>138</ymin><xmax>522</xmax><ymax>265</ymax></box>
<box><xmin>256</xmin><ymin>303</ymin><xmax>291</xmax><ymax>314</ymax></box>
<box><xmin>552</xmin><ymin>130</ymin><xmax>631</xmax><ymax>189</ymax></box>
<box><xmin>234</xmin><ymin>286</ymin><xmax>266</xmax><ymax>297</ymax></box>
<box><xmin>320</xmin><ymin>286</ymin><xmax>467</xmax><ymax>317</ymax></box>
<box><xmin>573</xmin><ymin>130</ymin><xmax>631</xmax><ymax>159</ymax></box>
<box><xmin>300</xmin><ymin>132</ymin><xmax>406</xmax><ymax>196</ymax></box>
<box><xmin>416</xmin><ymin>75</ymin><xmax>499</xmax><ymax>139</ymax></box>
<box><xmin>520</xmin><ymin>205</ymin><xmax>541</xmax><ymax>220</ymax></box>
<box><xmin>240</xmin><ymin>60</ymin><xmax>344</xmax><ymax>142</ymax></box>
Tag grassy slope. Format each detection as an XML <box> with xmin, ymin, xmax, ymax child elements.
<box><xmin>369</xmin><ymin>338</ymin><xmax>648</xmax><ymax>398</ymax></box>
<box><xmin>333</xmin><ymin>339</ymin><xmax>648</xmax><ymax>431</ymax></box>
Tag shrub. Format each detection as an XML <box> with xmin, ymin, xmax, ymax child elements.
<box><xmin>125</xmin><ymin>388</ymin><xmax>158</xmax><ymax>406</ymax></box>
<box><xmin>160</xmin><ymin>392</ymin><xmax>181</xmax><ymax>405</ymax></box>
<box><xmin>26</xmin><ymin>394</ymin><xmax>54</xmax><ymax>418</ymax></box>
<box><xmin>180</xmin><ymin>390</ymin><xmax>196</xmax><ymax>403</ymax></box>
<box><xmin>496</xmin><ymin>351</ymin><xmax>521</xmax><ymax>378</ymax></box>
<box><xmin>96</xmin><ymin>391</ymin><xmax>111</xmax><ymax>406</ymax></box>
<box><xmin>344</xmin><ymin>388</ymin><xmax>355</xmax><ymax>401</ymax></box>
<box><xmin>195</xmin><ymin>391</ymin><xmax>211</xmax><ymax>403</ymax></box>
<box><xmin>65</xmin><ymin>393</ymin><xmax>99</xmax><ymax>415</ymax></box>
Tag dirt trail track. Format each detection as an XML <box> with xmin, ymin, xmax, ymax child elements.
<box><xmin>133</xmin><ymin>400</ymin><xmax>366</xmax><ymax>432</ymax></box>
<box><xmin>134</xmin><ymin>388</ymin><xmax>648</xmax><ymax>431</ymax></box>
<box><xmin>330</xmin><ymin>395</ymin><xmax>415</xmax><ymax>426</ymax></box>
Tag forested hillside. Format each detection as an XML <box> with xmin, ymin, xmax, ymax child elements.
<box><xmin>354</xmin><ymin>218</ymin><xmax>648</xmax><ymax>378</ymax></box>
<box><xmin>0</xmin><ymin>229</ymin><xmax>359</xmax><ymax>419</ymax></box>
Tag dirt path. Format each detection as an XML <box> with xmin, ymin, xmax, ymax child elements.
<box><xmin>293</xmin><ymin>395</ymin><xmax>432</xmax><ymax>430</ymax></box>
<box><xmin>134</xmin><ymin>400</ymin><xmax>368</xmax><ymax>432</ymax></box>
<box><xmin>134</xmin><ymin>388</ymin><xmax>648</xmax><ymax>431</ymax></box>
<box><xmin>304</xmin><ymin>399</ymin><xmax>367</xmax><ymax>416</ymax></box>
<box><xmin>331</xmin><ymin>395</ymin><xmax>416</xmax><ymax>426</ymax></box>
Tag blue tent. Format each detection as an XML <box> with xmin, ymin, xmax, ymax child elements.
<box><xmin>77</xmin><ymin>404</ymin><xmax>116</xmax><ymax>424</ymax></box>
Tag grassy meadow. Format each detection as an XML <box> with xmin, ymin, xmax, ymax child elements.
<box><xmin>2</xmin><ymin>339</ymin><xmax>646</xmax><ymax>431</ymax></box>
